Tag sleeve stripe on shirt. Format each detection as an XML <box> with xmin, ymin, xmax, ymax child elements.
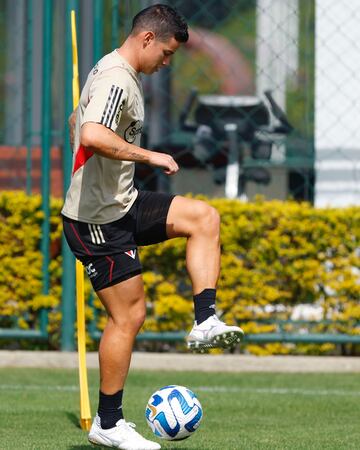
<box><xmin>101</xmin><ymin>85</ymin><xmax>115</xmax><ymax>124</ymax></box>
<box><xmin>108</xmin><ymin>88</ymin><xmax>123</xmax><ymax>129</ymax></box>
<box><xmin>103</xmin><ymin>86</ymin><xmax>120</xmax><ymax>127</ymax></box>
<box><xmin>100</xmin><ymin>85</ymin><xmax>123</xmax><ymax>129</ymax></box>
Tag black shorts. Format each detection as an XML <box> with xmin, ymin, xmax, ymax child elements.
<box><xmin>62</xmin><ymin>190</ymin><xmax>176</xmax><ymax>291</ymax></box>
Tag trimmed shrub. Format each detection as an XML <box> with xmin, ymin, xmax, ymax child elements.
<box><xmin>0</xmin><ymin>191</ymin><xmax>359</xmax><ymax>354</ymax></box>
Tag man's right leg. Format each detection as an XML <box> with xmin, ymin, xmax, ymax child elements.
<box><xmin>97</xmin><ymin>275</ymin><xmax>146</xmax><ymax>396</ymax></box>
<box><xmin>165</xmin><ymin>196</ymin><xmax>244</xmax><ymax>351</ymax></box>
<box><xmin>88</xmin><ymin>275</ymin><xmax>160</xmax><ymax>450</ymax></box>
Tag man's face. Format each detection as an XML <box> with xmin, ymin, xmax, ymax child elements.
<box><xmin>141</xmin><ymin>33</ymin><xmax>181</xmax><ymax>74</ymax></box>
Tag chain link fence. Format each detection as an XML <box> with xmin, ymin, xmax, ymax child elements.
<box><xmin>1</xmin><ymin>0</ymin><xmax>359</xmax><ymax>205</ymax></box>
<box><xmin>0</xmin><ymin>0</ymin><xmax>359</xmax><ymax>350</ymax></box>
<box><xmin>126</xmin><ymin>0</ymin><xmax>315</xmax><ymax>201</ymax></box>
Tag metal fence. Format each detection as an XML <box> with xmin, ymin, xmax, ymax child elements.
<box><xmin>1</xmin><ymin>0</ymin><xmax>315</xmax><ymax>201</ymax></box>
<box><xmin>2</xmin><ymin>1</ymin><xmax>359</xmax><ymax>204</ymax></box>
<box><xmin>0</xmin><ymin>0</ymin><xmax>359</xmax><ymax>349</ymax></box>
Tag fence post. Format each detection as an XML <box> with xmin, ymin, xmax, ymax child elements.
<box><xmin>25</xmin><ymin>0</ymin><xmax>33</xmax><ymax>195</ymax></box>
<box><xmin>111</xmin><ymin>0</ymin><xmax>119</xmax><ymax>49</ymax></box>
<box><xmin>40</xmin><ymin>0</ymin><xmax>53</xmax><ymax>335</ymax></box>
<box><xmin>61</xmin><ymin>0</ymin><xmax>79</xmax><ymax>351</ymax></box>
<box><xmin>93</xmin><ymin>0</ymin><xmax>104</xmax><ymax>63</ymax></box>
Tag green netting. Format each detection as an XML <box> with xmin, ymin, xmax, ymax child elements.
<box><xmin>0</xmin><ymin>0</ymin><xmax>358</xmax><ymax>203</ymax></box>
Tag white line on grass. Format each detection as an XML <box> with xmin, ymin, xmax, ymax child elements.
<box><xmin>195</xmin><ymin>386</ymin><xmax>360</xmax><ymax>396</ymax></box>
<box><xmin>0</xmin><ymin>384</ymin><xmax>79</xmax><ymax>391</ymax></box>
<box><xmin>0</xmin><ymin>384</ymin><xmax>359</xmax><ymax>397</ymax></box>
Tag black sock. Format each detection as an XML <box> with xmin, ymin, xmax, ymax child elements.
<box><xmin>98</xmin><ymin>389</ymin><xmax>124</xmax><ymax>429</ymax></box>
<box><xmin>193</xmin><ymin>288</ymin><xmax>216</xmax><ymax>324</ymax></box>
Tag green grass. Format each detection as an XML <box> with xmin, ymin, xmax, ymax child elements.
<box><xmin>0</xmin><ymin>368</ymin><xmax>359</xmax><ymax>449</ymax></box>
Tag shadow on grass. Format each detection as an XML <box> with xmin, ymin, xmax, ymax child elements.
<box><xmin>162</xmin><ymin>447</ymin><xmax>193</xmax><ymax>450</ymax></box>
<box><xmin>66</xmin><ymin>411</ymin><xmax>83</xmax><ymax>429</ymax></box>
<box><xmin>65</xmin><ymin>412</ymin><xmax>193</xmax><ymax>450</ymax></box>
<box><xmin>67</xmin><ymin>447</ymin><xmax>193</xmax><ymax>450</ymax></box>
<box><xmin>67</xmin><ymin>447</ymin><xmax>93</xmax><ymax>449</ymax></box>
<box><xmin>68</xmin><ymin>443</ymin><xmax>193</xmax><ymax>450</ymax></box>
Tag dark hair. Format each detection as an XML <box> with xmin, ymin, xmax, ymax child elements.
<box><xmin>131</xmin><ymin>4</ymin><xmax>189</xmax><ymax>43</ymax></box>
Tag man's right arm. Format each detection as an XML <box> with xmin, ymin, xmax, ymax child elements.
<box><xmin>81</xmin><ymin>122</ymin><xmax>179</xmax><ymax>175</ymax></box>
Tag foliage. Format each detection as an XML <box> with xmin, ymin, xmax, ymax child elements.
<box><xmin>0</xmin><ymin>191</ymin><xmax>359</xmax><ymax>355</ymax></box>
<box><xmin>139</xmin><ymin>196</ymin><xmax>360</xmax><ymax>355</ymax></box>
<box><xmin>0</xmin><ymin>192</ymin><xmax>63</xmax><ymax>349</ymax></box>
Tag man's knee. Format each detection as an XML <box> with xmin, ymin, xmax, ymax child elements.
<box><xmin>109</xmin><ymin>294</ymin><xmax>146</xmax><ymax>334</ymax></box>
<box><xmin>167</xmin><ymin>196</ymin><xmax>220</xmax><ymax>239</ymax></box>
<box><xmin>129</xmin><ymin>300</ymin><xmax>146</xmax><ymax>333</ymax></box>
<box><xmin>134</xmin><ymin>302</ymin><xmax>147</xmax><ymax>331</ymax></box>
<box><xmin>194</xmin><ymin>201</ymin><xmax>220</xmax><ymax>235</ymax></box>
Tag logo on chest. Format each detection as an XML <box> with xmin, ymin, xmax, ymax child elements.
<box><xmin>124</xmin><ymin>120</ymin><xmax>143</xmax><ymax>143</ymax></box>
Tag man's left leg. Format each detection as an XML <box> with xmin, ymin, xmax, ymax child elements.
<box><xmin>166</xmin><ymin>196</ymin><xmax>244</xmax><ymax>350</ymax></box>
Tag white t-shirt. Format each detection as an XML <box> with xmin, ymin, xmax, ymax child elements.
<box><xmin>62</xmin><ymin>50</ymin><xmax>144</xmax><ymax>224</ymax></box>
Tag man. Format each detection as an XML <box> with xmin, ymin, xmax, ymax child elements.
<box><xmin>62</xmin><ymin>4</ymin><xmax>244</xmax><ymax>449</ymax></box>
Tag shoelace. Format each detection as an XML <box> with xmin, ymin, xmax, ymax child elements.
<box><xmin>194</xmin><ymin>315</ymin><xmax>223</xmax><ymax>330</ymax></box>
<box><xmin>209</xmin><ymin>314</ymin><xmax>225</xmax><ymax>325</ymax></box>
<box><xmin>120</xmin><ymin>421</ymin><xmax>148</xmax><ymax>440</ymax></box>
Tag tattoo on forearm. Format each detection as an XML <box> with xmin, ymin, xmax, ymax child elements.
<box><xmin>127</xmin><ymin>151</ymin><xmax>147</xmax><ymax>161</ymax></box>
<box><xmin>111</xmin><ymin>147</ymin><xmax>147</xmax><ymax>161</ymax></box>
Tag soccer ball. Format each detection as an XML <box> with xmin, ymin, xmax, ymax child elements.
<box><xmin>145</xmin><ymin>385</ymin><xmax>203</xmax><ymax>440</ymax></box>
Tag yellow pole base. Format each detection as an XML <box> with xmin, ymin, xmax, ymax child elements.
<box><xmin>80</xmin><ymin>417</ymin><xmax>92</xmax><ymax>431</ymax></box>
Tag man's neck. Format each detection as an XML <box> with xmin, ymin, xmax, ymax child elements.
<box><xmin>116</xmin><ymin>38</ymin><xmax>140</xmax><ymax>73</ymax></box>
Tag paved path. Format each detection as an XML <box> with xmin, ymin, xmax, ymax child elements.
<box><xmin>0</xmin><ymin>351</ymin><xmax>359</xmax><ymax>372</ymax></box>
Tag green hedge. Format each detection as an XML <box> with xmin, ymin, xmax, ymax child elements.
<box><xmin>1</xmin><ymin>191</ymin><xmax>359</xmax><ymax>354</ymax></box>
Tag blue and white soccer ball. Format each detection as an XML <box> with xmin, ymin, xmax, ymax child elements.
<box><xmin>145</xmin><ymin>385</ymin><xmax>203</xmax><ymax>440</ymax></box>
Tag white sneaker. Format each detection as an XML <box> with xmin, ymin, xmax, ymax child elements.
<box><xmin>88</xmin><ymin>414</ymin><xmax>161</xmax><ymax>450</ymax></box>
<box><xmin>187</xmin><ymin>314</ymin><xmax>244</xmax><ymax>351</ymax></box>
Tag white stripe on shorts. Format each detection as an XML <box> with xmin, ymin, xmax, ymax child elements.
<box><xmin>88</xmin><ymin>224</ymin><xmax>96</xmax><ymax>244</ymax></box>
<box><xmin>96</xmin><ymin>225</ymin><xmax>105</xmax><ymax>244</ymax></box>
<box><xmin>88</xmin><ymin>224</ymin><xmax>105</xmax><ymax>245</ymax></box>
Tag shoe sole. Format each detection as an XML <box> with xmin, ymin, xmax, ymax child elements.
<box><xmin>187</xmin><ymin>330</ymin><xmax>244</xmax><ymax>351</ymax></box>
<box><xmin>89</xmin><ymin>436</ymin><xmax>161</xmax><ymax>450</ymax></box>
<box><xmin>88</xmin><ymin>437</ymin><xmax>116</xmax><ymax>449</ymax></box>
<box><xmin>88</xmin><ymin>438</ymin><xmax>108</xmax><ymax>448</ymax></box>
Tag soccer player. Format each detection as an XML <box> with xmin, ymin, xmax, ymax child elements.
<box><xmin>62</xmin><ymin>4</ymin><xmax>244</xmax><ymax>449</ymax></box>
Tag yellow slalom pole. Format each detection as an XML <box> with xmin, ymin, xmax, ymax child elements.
<box><xmin>71</xmin><ymin>9</ymin><xmax>92</xmax><ymax>432</ymax></box>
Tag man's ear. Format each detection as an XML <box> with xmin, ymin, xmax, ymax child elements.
<box><xmin>143</xmin><ymin>31</ymin><xmax>155</xmax><ymax>47</ymax></box>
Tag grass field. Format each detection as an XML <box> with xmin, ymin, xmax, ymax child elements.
<box><xmin>0</xmin><ymin>367</ymin><xmax>359</xmax><ymax>449</ymax></box>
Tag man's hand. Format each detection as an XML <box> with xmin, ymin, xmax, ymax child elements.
<box><xmin>148</xmin><ymin>151</ymin><xmax>179</xmax><ymax>175</ymax></box>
